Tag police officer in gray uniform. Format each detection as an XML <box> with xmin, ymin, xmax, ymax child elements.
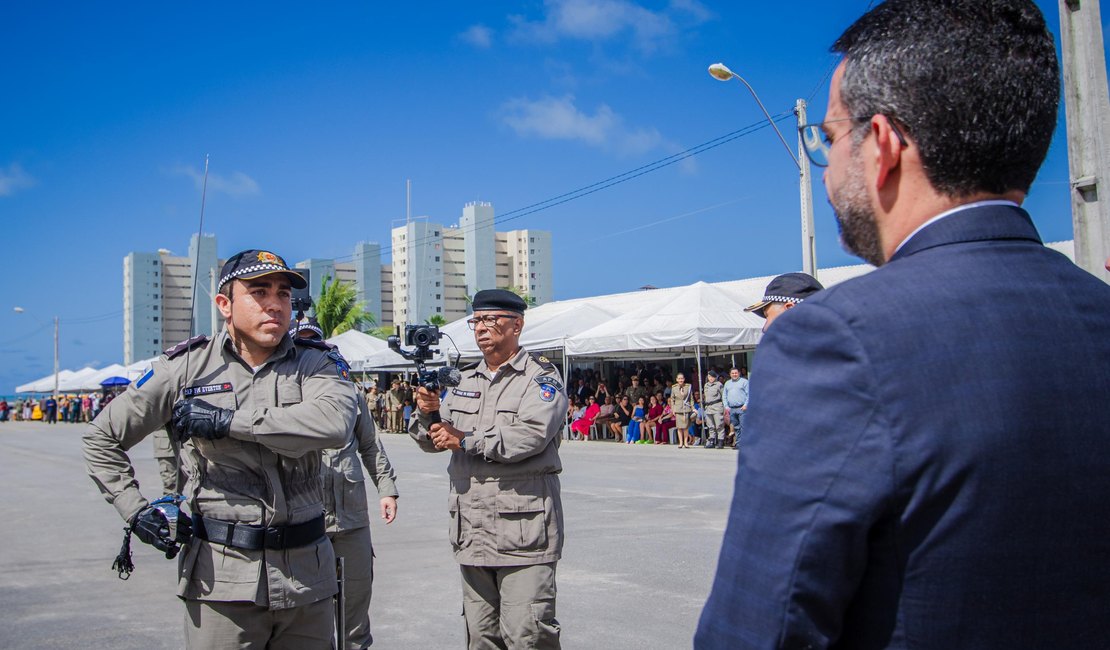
<box><xmin>84</xmin><ymin>249</ymin><xmax>358</xmax><ymax>649</ymax></box>
<box><xmin>702</xmin><ymin>370</ymin><xmax>726</xmax><ymax>449</ymax></box>
<box><xmin>291</xmin><ymin>317</ymin><xmax>399</xmax><ymax>649</ymax></box>
<box><xmin>411</xmin><ymin>289</ymin><xmax>568</xmax><ymax>649</ymax></box>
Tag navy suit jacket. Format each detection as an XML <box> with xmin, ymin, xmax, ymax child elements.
<box><xmin>696</xmin><ymin>204</ymin><xmax>1110</xmax><ymax>648</ymax></box>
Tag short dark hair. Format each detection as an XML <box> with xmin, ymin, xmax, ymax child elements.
<box><xmin>833</xmin><ymin>0</ymin><xmax>1059</xmax><ymax>197</ymax></box>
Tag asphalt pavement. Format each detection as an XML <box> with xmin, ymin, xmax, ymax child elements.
<box><xmin>0</xmin><ymin>421</ymin><xmax>739</xmax><ymax>649</ymax></box>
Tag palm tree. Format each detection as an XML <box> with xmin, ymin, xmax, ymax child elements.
<box><xmin>507</xmin><ymin>285</ymin><xmax>538</xmax><ymax>306</ymax></box>
<box><xmin>314</xmin><ymin>275</ymin><xmax>376</xmax><ymax>337</ymax></box>
<box><xmin>426</xmin><ymin>314</ymin><xmax>447</xmax><ymax>327</ymax></box>
<box><xmin>368</xmin><ymin>325</ymin><xmax>395</xmax><ymax>341</ymax></box>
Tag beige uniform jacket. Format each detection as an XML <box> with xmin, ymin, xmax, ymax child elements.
<box><xmin>670</xmin><ymin>384</ymin><xmax>693</xmax><ymax>414</ymax></box>
<box><xmin>323</xmin><ymin>397</ymin><xmax>398</xmax><ymax>533</ymax></box>
<box><xmin>83</xmin><ymin>329</ymin><xmax>357</xmax><ymax>610</ymax></box>
<box><xmin>410</xmin><ymin>348</ymin><xmax>568</xmax><ymax>568</ymax></box>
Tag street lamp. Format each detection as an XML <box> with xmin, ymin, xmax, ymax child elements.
<box><xmin>14</xmin><ymin>307</ymin><xmax>59</xmax><ymax>397</ymax></box>
<box><xmin>709</xmin><ymin>62</ymin><xmax>817</xmax><ymax>278</ymax></box>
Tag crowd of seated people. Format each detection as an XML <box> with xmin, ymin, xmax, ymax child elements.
<box><xmin>564</xmin><ymin>362</ymin><xmax>746</xmax><ymax>447</ymax></box>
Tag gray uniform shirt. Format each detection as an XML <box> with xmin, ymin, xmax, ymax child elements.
<box><xmin>83</xmin><ymin>329</ymin><xmax>357</xmax><ymax>610</ymax></box>
<box><xmin>323</xmin><ymin>397</ymin><xmax>398</xmax><ymax>532</ymax></box>
<box><xmin>703</xmin><ymin>380</ymin><xmax>724</xmax><ymax>412</ymax></box>
<box><xmin>410</xmin><ymin>348</ymin><xmax>568</xmax><ymax>567</ymax></box>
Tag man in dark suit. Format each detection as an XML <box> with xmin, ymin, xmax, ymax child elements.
<box><xmin>697</xmin><ymin>1</ymin><xmax>1110</xmax><ymax>648</ymax></box>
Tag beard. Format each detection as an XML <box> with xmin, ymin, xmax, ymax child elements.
<box><xmin>830</xmin><ymin>151</ymin><xmax>885</xmax><ymax>267</ymax></box>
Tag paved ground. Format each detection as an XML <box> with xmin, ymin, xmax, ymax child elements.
<box><xmin>0</xmin><ymin>421</ymin><xmax>739</xmax><ymax>649</ymax></box>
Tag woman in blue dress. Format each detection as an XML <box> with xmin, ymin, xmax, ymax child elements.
<box><xmin>626</xmin><ymin>396</ymin><xmax>646</xmax><ymax>443</ymax></box>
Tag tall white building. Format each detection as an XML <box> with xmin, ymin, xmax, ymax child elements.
<box><xmin>123</xmin><ymin>202</ymin><xmax>551</xmax><ymax>357</ymax></box>
<box><xmin>390</xmin><ymin>203</ymin><xmax>552</xmax><ymax>326</ymax></box>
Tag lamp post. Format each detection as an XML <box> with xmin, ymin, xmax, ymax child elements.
<box><xmin>14</xmin><ymin>307</ymin><xmax>59</xmax><ymax>397</ymax></box>
<box><xmin>709</xmin><ymin>62</ymin><xmax>817</xmax><ymax>279</ymax></box>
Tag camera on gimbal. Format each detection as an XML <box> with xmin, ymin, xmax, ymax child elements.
<box><xmin>388</xmin><ymin>325</ymin><xmax>457</xmax><ymax>391</ymax></box>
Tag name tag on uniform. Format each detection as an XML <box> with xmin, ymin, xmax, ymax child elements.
<box><xmin>183</xmin><ymin>382</ymin><xmax>234</xmax><ymax>398</ymax></box>
<box><xmin>452</xmin><ymin>389</ymin><xmax>481</xmax><ymax>399</ymax></box>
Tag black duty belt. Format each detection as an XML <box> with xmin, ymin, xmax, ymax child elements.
<box><xmin>704</xmin><ymin>399</ymin><xmax>722</xmax><ymax>406</ymax></box>
<box><xmin>194</xmin><ymin>514</ymin><xmax>326</xmax><ymax>551</ymax></box>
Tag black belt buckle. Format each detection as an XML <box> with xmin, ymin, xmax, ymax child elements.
<box><xmin>264</xmin><ymin>526</ymin><xmax>285</xmax><ymax>550</ymax></box>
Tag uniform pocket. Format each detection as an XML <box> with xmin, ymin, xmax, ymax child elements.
<box><xmin>277</xmin><ymin>383</ymin><xmax>302</xmax><ymax>406</ymax></box>
<box><xmin>495</xmin><ymin>494</ymin><xmax>547</xmax><ymax>552</ymax></box>
<box><xmin>448</xmin><ymin>496</ymin><xmax>462</xmax><ymax>550</ymax></box>
<box><xmin>448</xmin><ymin>404</ymin><xmax>480</xmax><ymax>432</ymax></box>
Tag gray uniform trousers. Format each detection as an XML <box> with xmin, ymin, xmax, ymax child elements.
<box><xmin>703</xmin><ymin>406</ymin><xmax>725</xmax><ymax>444</ymax></box>
<box><xmin>461</xmin><ymin>563</ymin><xmax>560</xmax><ymax>650</ymax></box>
<box><xmin>184</xmin><ymin>598</ymin><xmax>334</xmax><ymax>649</ymax></box>
<box><xmin>329</xmin><ymin>526</ymin><xmax>376</xmax><ymax>649</ymax></box>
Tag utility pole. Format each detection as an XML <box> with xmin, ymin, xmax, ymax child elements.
<box><xmin>53</xmin><ymin>316</ymin><xmax>59</xmax><ymax>398</ymax></box>
<box><xmin>1059</xmin><ymin>0</ymin><xmax>1110</xmax><ymax>282</ymax></box>
<box><xmin>796</xmin><ymin>99</ymin><xmax>817</xmax><ymax>279</ymax></box>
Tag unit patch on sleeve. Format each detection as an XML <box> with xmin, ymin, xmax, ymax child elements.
<box><xmin>136</xmin><ymin>369</ymin><xmax>155</xmax><ymax>389</ymax></box>
<box><xmin>326</xmin><ymin>350</ymin><xmax>351</xmax><ymax>381</ymax></box>
<box><xmin>183</xmin><ymin>382</ymin><xmax>234</xmax><ymax>398</ymax></box>
<box><xmin>452</xmin><ymin>389</ymin><xmax>481</xmax><ymax>399</ymax></box>
<box><xmin>535</xmin><ymin>376</ymin><xmax>562</xmax><ymax>402</ymax></box>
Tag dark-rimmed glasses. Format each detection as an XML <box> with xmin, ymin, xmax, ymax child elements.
<box><xmin>466</xmin><ymin>314</ymin><xmax>519</xmax><ymax>330</ymax></box>
<box><xmin>798</xmin><ymin>115</ymin><xmax>908</xmax><ymax>168</ymax></box>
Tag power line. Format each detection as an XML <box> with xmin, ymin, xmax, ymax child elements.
<box><xmin>331</xmin><ymin>110</ymin><xmax>795</xmax><ymax>264</ymax></box>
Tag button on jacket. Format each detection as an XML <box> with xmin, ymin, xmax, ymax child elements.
<box><xmin>84</xmin><ymin>329</ymin><xmax>357</xmax><ymax>610</ymax></box>
<box><xmin>410</xmin><ymin>348</ymin><xmax>568</xmax><ymax>567</ymax></box>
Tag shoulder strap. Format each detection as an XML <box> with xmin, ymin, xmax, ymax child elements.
<box><xmin>164</xmin><ymin>334</ymin><xmax>209</xmax><ymax>359</ymax></box>
<box><xmin>293</xmin><ymin>338</ymin><xmax>334</xmax><ymax>351</ymax></box>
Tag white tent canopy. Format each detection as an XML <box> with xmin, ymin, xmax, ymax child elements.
<box><xmin>325</xmin><ymin>330</ymin><xmax>389</xmax><ymax>371</ymax></box>
<box><xmin>564</xmin><ymin>281</ymin><xmax>767</xmax><ymax>358</ymax></box>
<box><xmin>15</xmin><ymin>369</ymin><xmax>78</xmax><ymax>394</ymax></box>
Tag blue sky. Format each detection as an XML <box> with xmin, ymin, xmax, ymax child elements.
<box><xmin>1</xmin><ymin>1</ymin><xmax>1103</xmax><ymax>392</ymax></box>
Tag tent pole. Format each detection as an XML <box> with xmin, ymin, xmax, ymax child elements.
<box><xmin>696</xmin><ymin>345</ymin><xmax>704</xmax><ymax>396</ymax></box>
<box><xmin>562</xmin><ymin>341</ymin><xmax>571</xmax><ymax>441</ymax></box>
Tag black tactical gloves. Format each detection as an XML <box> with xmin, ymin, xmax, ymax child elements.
<box><xmin>172</xmin><ymin>398</ymin><xmax>234</xmax><ymax>442</ymax></box>
<box><xmin>131</xmin><ymin>498</ymin><xmax>193</xmax><ymax>559</ymax></box>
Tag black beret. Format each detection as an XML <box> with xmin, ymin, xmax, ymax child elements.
<box><xmin>218</xmin><ymin>249</ymin><xmax>308</xmax><ymax>292</ymax></box>
<box><xmin>471</xmin><ymin>289</ymin><xmax>528</xmax><ymax>314</ymax></box>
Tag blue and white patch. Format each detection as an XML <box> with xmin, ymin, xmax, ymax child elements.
<box><xmin>538</xmin><ymin>384</ymin><xmax>556</xmax><ymax>402</ymax></box>
<box><xmin>326</xmin><ymin>350</ymin><xmax>351</xmax><ymax>381</ymax></box>
<box><xmin>136</xmin><ymin>369</ymin><xmax>154</xmax><ymax>389</ymax></box>
<box><xmin>534</xmin><ymin>376</ymin><xmax>563</xmax><ymax>392</ymax></box>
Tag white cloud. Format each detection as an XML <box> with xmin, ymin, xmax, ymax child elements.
<box><xmin>460</xmin><ymin>24</ymin><xmax>493</xmax><ymax>48</ymax></box>
<box><xmin>0</xmin><ymin>163</ymin><xmax>36</xmax><ymax>197</ymax></box>
<box><xmin>168</xmin><ymin>165</ymin><xmax>260</xmax><ymax>198</ymax></box>
<box><xmin>509</xmin><ymin>0</ymin><xmax>708</xmax><ymax>52</ymax></box>
<box><xmin>499</xmin><ymin>94</ymin><xmax>665</xmax><ymax>156</ymax></box>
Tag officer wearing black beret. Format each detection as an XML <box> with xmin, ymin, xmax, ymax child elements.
<box><xmin>411</xmin><ymin>288</ymin><xmax>567</xmax><ymax>649</ymax></box>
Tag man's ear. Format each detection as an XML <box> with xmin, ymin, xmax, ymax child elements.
<box><xmin>215</xmin><ymin>292</ymin><xmax>232</xmax><ymax>320</ymax></box>
<box><xmin>872</xmin><ymin>115</ymin><xmax>904</xmax><ymax>189</ymax></box>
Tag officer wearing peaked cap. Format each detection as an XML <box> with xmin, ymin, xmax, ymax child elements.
<box><xmin>744</xmin><ymin>272</ymin><xmax>825</xmax><ymax>333</ymax></box>
<box><xmin>411</xmin><ymin>288</ymin><xmax>568</xmax><ymax>649</ymax></box>
<box><xmin>84</xmin><ymin>249</ymin><xmax>358</xmax><ymax>649</ymax></box>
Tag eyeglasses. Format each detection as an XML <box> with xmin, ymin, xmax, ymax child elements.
<box><xmin>466</xmin><ymin>314</ymin><xmax>519</xmax><ymax>330</ymax></box>
<box><xmin>798</xmin><ymin>115</ymin><xmax>908</xmax><ymax>168</ymax></box>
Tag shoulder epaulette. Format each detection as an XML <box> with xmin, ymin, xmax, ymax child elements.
<box><xmin>529</xmin><ymin>351</ymin><xmax>557</xmax><ymax>372</ymax></box>
<box><xmin>294</xmin><ymin>338</ymin><xmax>335</xmax><ymax>351</ymax></box>
<box><xmin>164</xmin><ymin>335</ymin><xmax>209</xmax><ymax>359</ymax></box>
